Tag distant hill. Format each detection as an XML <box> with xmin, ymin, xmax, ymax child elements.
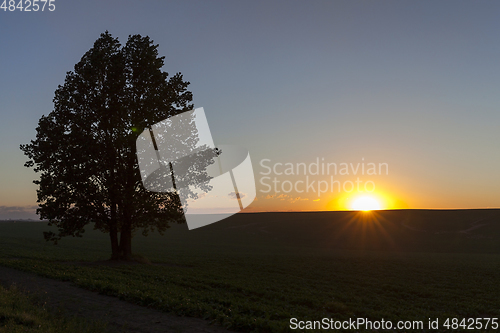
<box><xmin>0</xmin><ymin>219</ymin><xmax>43</xmax><ymax>222</ymax></box>
<box><xmin>208</xmin><ymin>209</ymin><xmax>500</xmax><ymax>254</ymax></box>
<box><xmin>3</xmin><ymin>210</ymin><xmax>499</xmax><ymax>255</ymax></box>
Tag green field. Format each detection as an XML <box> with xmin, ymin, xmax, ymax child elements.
<box><xmin>1</xmin><ymin>210</ymin><xmax>500</xmax><ymax>332</ymax></box>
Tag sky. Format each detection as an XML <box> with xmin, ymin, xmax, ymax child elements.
<box><xmin>1</xmin><ymin>0</ymin><xmax>499</xmax><ymax>219</ymax></box>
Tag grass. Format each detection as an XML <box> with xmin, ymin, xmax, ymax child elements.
<box><xmin>0</xmin><ymin>284</ymin><xmax>107</xmax><ymax>332</ymax></box>
<box><xmin>0</xmin><ymin>210</ymin><xmax>500</xmax><ymax>332</ymax></box>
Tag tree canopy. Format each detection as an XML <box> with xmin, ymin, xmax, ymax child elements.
<box><xmin>20</xmin><ymin>31</ymin><xmax>200</xmax><ymax>260</ymax></box>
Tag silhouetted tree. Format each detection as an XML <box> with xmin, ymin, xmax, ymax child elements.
<box><xmin>20</xmin><ymin>31</ymin><xmax>205</xmax><ymax>260</ymax></box>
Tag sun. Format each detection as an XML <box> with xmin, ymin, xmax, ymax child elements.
<box><xmin>351</xmin><ymin>196</ymin><xmax>381</xmax><ymax>211</ymax></box>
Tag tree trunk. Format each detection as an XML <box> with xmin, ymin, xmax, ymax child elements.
<box><xmin>109</xmin><ymin>200</ymin><xmax>121</xmax><ymax>260</ymax></box>
<box><xmin>119</xmin><ymin>216</ymin><xmax>133</xmax><ymax>261</ymax></box>
<box><xmin>119</xmin><ymin>227</ymin><xmax>132</xmax><ymax>260</ymax></box>
<box><xmin>109</xmin><ymin>225</ymin><xmax>120</xmax><ymax>260</ymax></box>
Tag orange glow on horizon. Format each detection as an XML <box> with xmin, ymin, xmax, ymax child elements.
<box><xmin>326</xmin><ymin>192</ymin><xmax>404</xmax><ymax>211</ymax></box>
<box><xmin>250</xmin><ymin>190</ymin><xmax>409</xmax><ymax>212</ymax></box>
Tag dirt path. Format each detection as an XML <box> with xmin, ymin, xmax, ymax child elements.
<box><xmin>0</xmin><ymin>265</ymin><xmax>233</xmax><ymax>333</ymax></box>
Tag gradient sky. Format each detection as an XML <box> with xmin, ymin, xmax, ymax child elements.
<box><xmin>1</xmin><ymin>0</ymin><xmax>499</xmax><ymax>219</ymax></box>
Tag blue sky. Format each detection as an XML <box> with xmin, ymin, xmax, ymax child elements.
<box><xmin>1</xmin><ymin>0</ymin><xmax>499</xmax><ymax>218</ymax></box>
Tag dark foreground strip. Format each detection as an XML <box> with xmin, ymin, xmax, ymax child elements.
<box><xmin>0</xmin><ymin>265</ymin><xmax>232</xmax><ymax>333</ymax></box>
